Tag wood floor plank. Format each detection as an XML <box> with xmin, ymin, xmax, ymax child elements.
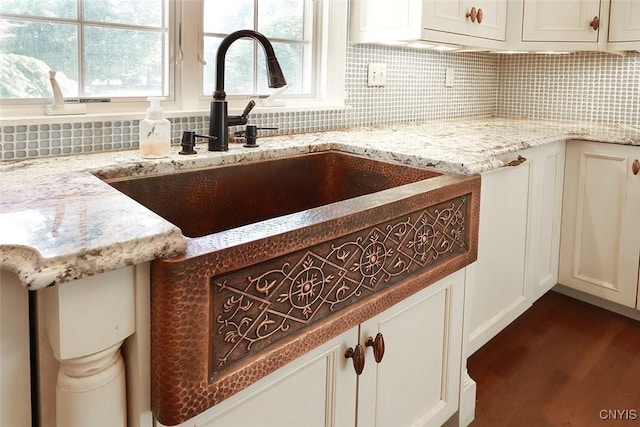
<box><xmin>468</xmin><ymin>291</ymin><xmax>640</xmax><ymax>427</ymax></box>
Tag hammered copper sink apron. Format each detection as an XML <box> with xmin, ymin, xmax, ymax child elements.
<box><xmin>105</xmin><ymin>150</ymin><xmax>481</xmax><ymax>425</ymax></box>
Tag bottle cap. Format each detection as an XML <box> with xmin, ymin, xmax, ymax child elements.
<box><xmin>146</xmin><ymin>97</ymin><xmax>165</xmax><ymax>120</ymax></box>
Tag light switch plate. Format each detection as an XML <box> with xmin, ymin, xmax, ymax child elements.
<box><xmin>368</xmin><ymin>63</ymin><xmax>387</xmax><ymax>86</ymax></box>
<box><xmin>445</xmin><ymin>67</ymin><xmax>455</xmax><ymax>87</ymax></box>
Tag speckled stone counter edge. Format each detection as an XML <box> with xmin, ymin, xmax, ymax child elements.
<box><xmin>1</xmin><ymin>117</ymin><xmax>638</xmax><ymax>289</ymax></box>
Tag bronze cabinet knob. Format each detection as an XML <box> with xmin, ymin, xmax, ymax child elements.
<box><xmin>345</xmin><ymin>344</ymin><xmax>365</xmax><ymax>375</ymax></box>
<box><xmin>365</xmin><ymin>333</ymin><xmax>385</xmax><ymax>363</ymax></box>
<box><xmin>590</xmin><ymin>16</ymin><xmax>600</xmax><ymax>30</ymax></box>
<box><xmin>466</xmin><ymin>7</ymin><xmax>477</xmax><ymax>22</ymax></box>
<box><xmin>477</xmin><ymin>8</ymin><xmax>484</xmax><ymax>24</ymax></box>
<box><xmin>632</xmin><ymin>159</ymin><xmax>640</xmax><ymax>176</ymax></box>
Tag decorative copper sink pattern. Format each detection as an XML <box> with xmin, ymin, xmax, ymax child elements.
<box><xmin>106</xmin><ymin>151</ymin><xmax>481</xmax><ymax>426</ymax></box>
<box><xmin>211</xmin><ymin>196</ymin><xmax>468</xmax><ymax>373</ymax></box>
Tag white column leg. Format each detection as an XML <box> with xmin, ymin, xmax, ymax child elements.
<box><xmin>459</xmin><ymin>369</ymin><xmax>477</xmax><ymax>427</ymax></box>
<box><xmin>43</xmin><ymin>267</ymin><xmax>135</xmax><ymax>427</ymax></box>
<box><xmin>57</xmin><ymin>342</ymin><xmax>127</xmax><ymax>427</ymax></box>
<box><xmin>443</xmin><ymin>368</ymin><xmax>476</xmax><ymax>427</ymax></box>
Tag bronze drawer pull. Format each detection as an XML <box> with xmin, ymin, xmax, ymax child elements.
<box><xmin>365</xmin><ymin>333</ymin><xmax>386</xmax><ymax>363</ymax></box>
<box><xmin>633</xmin><ymin>159</ymin><xmax>640</xmax><ymax>176</ymax></box>
<box><xmin>505</xmin><ymin>155</ymin><xmax>527</xmax><ymax>167</ymax></box>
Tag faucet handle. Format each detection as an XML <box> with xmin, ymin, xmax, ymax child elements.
<box><xmin>228</xmin><ymin>100</ymin><xmax>256</xmax><ymax>127</ymax></box>
<box><xmin>240</xmin><ymin>100</ymin><xmax>256</xmax><ymax>119</ymax></box>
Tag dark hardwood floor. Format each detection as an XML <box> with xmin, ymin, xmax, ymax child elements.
<box><xmin>468</xmin><ymin>291</ymin><xmax>640</xmax><ymax>427</ymax></box>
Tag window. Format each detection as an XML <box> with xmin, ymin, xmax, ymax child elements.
<box><xmin>0</xmin><ymin>0</ymin><xmax>346</xmax><ymax>117</ymax></box>
<box><xmin>202</xmin><ymin>0</ymin><xmax>312</xmax><ymax>98</ymax></box>
<box><xmin>0</xmin><ymin>0</ymin><xmax>169</xmax><ymax>100</ymax></box>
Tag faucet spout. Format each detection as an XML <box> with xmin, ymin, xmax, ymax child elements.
<box><xmin>209</xmin><ymin>30</ymin><xmax>287</xmax><ymax>151</ymax></box>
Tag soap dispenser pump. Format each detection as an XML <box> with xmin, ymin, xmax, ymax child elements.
<box><xmin>139</xmin><ymin>97</ymin><xmax>171</xmax><ymax>158</ymax></box>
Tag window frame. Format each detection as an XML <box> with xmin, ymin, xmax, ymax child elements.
<box><xmin>0</xmin><ymin>0</ymin><xmax>347</xmax><ymax>120</ymax></box>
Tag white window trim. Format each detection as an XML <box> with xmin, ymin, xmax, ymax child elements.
<box><xmin>0</xmin><ymin>0</ymin><xmax>347</xmax><ymax>122</ymax></box>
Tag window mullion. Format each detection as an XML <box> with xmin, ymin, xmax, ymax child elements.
<box><xmin>77</xmin><ymin>0</ymin><xmax>85</xmax><ymax>97</ymax></box>
<box><xmin>179</xmin><ymin>0</ymin><xmax>207</xmax><ymax>109</ymax></box>
<box><xmin>253</xmin><ymin>0</ymin><xmax>259</xmax><ymax>94</ymax></box>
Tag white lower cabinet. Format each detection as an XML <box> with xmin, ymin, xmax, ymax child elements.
<box><xmin>183</xmin><ymin>328</ymin><xmax>359</xmax><ymax>427</ymax></box>
<box><xmin>528</xmin><ymin>143</ymin><xmax>567</xmax><ymax>302</ymax></box>
<box><xmin>357</xmin><ymin>270</ymin><xmax>465</xmax><ymax>427</ymax></box>
<box><xmin>558</xmin><ymin>140</ymin><xmax>640</xmax><ymax>308</ymax></box>
<box><xmin>163</xmin><ymin>270</ymin><xmax>466</xmax><ymax>427</ymax></box>
<box><xmin>465</xmin><ymin>141</ymin><xmax>565</xmax><ymax>355</ymax></box>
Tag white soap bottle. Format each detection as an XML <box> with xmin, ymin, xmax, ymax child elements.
<box><xmin>139</xmin><ymin>97</ymin><xmax>171</xmax><ymax>158</ymax></box>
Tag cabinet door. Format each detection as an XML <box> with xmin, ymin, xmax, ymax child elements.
<box><xmin>357</xmin><ymin>270</ymin><xmax>464</xmax><ymax>427</ymax></box>
<box><xmin>527</xmin><ymin>142</ymin><xmax>566</xmax><ymax>301</ymax></box>
<box><xmin>423</xmin><ymin>0</ymin><xmax>507</xmax><ymax>41</ymax></box>
<box><xmin>559</xmin><ymin>141</ymin><xmax>640</xmax><ymax>308</ymax></box>
<box><xmin>170</xmin><ymin>328</ymin><xmax>358</xmax><ymax>427</ymax></box>
<box><xmin>609</xmin><ymin>0</ymin><xmax>640</xmax><ymax>42</ymax></box>
<box><xmin>521</xmin><ymin>0</ymin><xmax>601</xmax><ymax>42</ymax></box>
<box><xmin>466</xmin><ymin>155</ymin><xmax>531</xmax><ymax>355</ymax></box>
<box><xmin>349</xmin><ymin>0</ymin><xmax>422</xmax><ymax>43</ymax></box>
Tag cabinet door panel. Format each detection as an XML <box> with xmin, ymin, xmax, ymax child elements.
<box><xmin>473</xmin><ymin>0</ymin><xmax>508</xmax><ymax>38</ymax></box>
<box><xmin>521</xmin><ymin>0</ymin><xmax>601</xmax><ymax>42</ymax></box>
<box><xmin>528</xmin><ymin>143</ymin><xmax>565</xmax><ymax>301</ymax></box>
<box><xmin>181</xmin><ymin>329</ymin><xmax>358</xmax><ymax>427</ymax></box>
<box><xmin>424</xmin><ymin>0</ymin><xmax>506</xmax><ymax>40</ymax></box>
<box><xmin>349</xmin><ymin>0</ymin><xmax>422</xmax><ymax>43</ymax></box>
<box><xmin>358</xmin><ymin>271</ymin><xmax>464</xmax><ymax>427</ymax></box>
<box><xmin>466</xmin><ymin>159</ymin><xmax>531</xmax><ymax>355</ymax></box>
<box><xmin>609</xmin><ymin>0</ymin><xmax>640</xmax><ymax>42</ymax></box>
<box><xmin>559</xmin><ymin>141</ymin><xmax>640</xmax><ymax>308</ymax></box>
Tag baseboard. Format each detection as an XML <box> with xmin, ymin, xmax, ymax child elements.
<box><xmin>552</xmin><ymin>285</ymin><xmax>640</xmax><ymax>322</ymax></box>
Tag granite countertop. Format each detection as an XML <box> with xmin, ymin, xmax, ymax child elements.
<box><xmin>1</xmin><ymin>116</ymin><xmax>639</xmax><ymax>290</ymax></box>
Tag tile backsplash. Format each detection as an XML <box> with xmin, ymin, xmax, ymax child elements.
<box><xmin>497</xmin><ymin>51</ymin><xmax>639</xmax><ymax>126</ymax></box>
<box><xmin>1</xmin><ymin>46</ymin><xmax>638</xmax><ymax>161</ymax></box>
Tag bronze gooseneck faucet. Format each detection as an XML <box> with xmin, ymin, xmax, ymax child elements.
<box><xmin>208</xmin><ymin>30</ymin><xmax>287</xmax><ymax>151</ymax></box>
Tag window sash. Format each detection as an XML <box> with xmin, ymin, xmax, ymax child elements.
<box><xmin>202</xmin><ymin>0</ymin><xmax>313</xmax><ymax>97</ymax></box>
<box><xmin>0</xmin><ymin>2</ymin><xmax>169</xmax><ymax>102</ymax></box>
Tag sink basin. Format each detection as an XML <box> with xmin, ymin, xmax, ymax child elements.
<box><xmin>105</xmin><ymin>150</ymin><xmax>481</xmax><ymax>425</ymax></box>
<box><xmin>106</xmin><ymin>151</ymin><xmax>442</xmax><ymax>238</ymax></box>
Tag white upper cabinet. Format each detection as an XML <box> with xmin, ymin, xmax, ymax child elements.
<box><xmin>351</xmin><ymin>0</ymin><xmax>640</xmax><ymax>51</ymax></box>
<box><xmin>608</xmin><ymin>0</ymin><xmax>640</xmax><ymax>47</ymax></box>
<box><xmin>349</xmin><ymin>0</ymin><xmax>507</xmax><ymax>49</ymax></box>
<box><xmin>506</xmin><ymin>0</ymin><xmax>640</xmax><ymax>51</ymax></box>
<box><xmin>350</xmin><ymin>0</ymin><xmax>423</xmax><ymax>43</ymax></box>
<box><xmin>423</xmin><ymin>0</ymin><xmax>507</xmax><ymax>41</ymax></box>
<box><xmin>505</xmin><ymin>0</ymin><xmax>605</xmax><ymax>50</ymax></box>
<box><xmin>520</xmin><ymin>0</ymin><xmax>602</xmax><ymax>42</ymax></box>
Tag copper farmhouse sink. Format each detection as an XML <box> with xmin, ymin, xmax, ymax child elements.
<box><xmin>105</xmin><ymin>150</ymin><xmax>481</xmax><ymax>425</ymax></box>
<box><xmin>107</xmin><ymin>151</ymin><xmax>443</xmax><ymax>237</ymax></box>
